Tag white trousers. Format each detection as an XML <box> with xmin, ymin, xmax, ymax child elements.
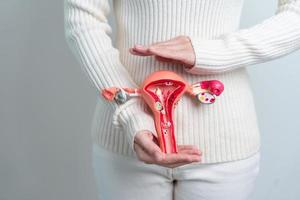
<box><xmin>92</xmin><ymin>144</ymin><xmax>260</xmax><ymax>200</ymax></box>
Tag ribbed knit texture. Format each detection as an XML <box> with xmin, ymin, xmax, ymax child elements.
<box><xmin>64</xmin><ymin>0</ymin><xmax>300</xmax><ymax>163</ymax></box>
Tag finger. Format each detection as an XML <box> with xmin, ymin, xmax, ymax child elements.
<box><xmin>134</xmin><ymin>133</ymin><xmax>163</xmax><ymax>159</ymax></box>
<box><xmin>132</xmin><ymin>45</ymin><xmax>154</xmax><ymax>56</ymax></box>
<box><xmin>134</xmin><ymin>131</ymin><xmax>154</xmax><ymax>146</ymax></box>
<box><xmin>162</xmin><ymin>159</ymin><xmax>201</xmax><ymax>168</ymax></box>
<box><xmin>147</xmin><ymin>47</ymin><xmax>186</xmax><ymax>63</ymax></box>
<box><xmin>130</xmin><ymin>35</ymin><xmax>189</xmax><ymax>55</ymax></box>
<box><xmin>135</xmin><ymin>144</ymin><xmax>201</xmax><ymax>168</ymax></box>
<box><xmin>157</xmin><ymin>153</ymin><xmax>201</xmax><ymax>165</ymax></box>
<box><xmin>150</xmin><ymin>42</ymin><xmax>187</xmax><ymax>51</ymax></box>
<box><xmin>149</xmin><ymin>35</ymin><xmax>192</xmax><ymax>50</ymax></box>
<box><xmin>151</xmin><ymin>133</ymin><xmax>160</xmax><ymax>146</ymax></box>
<box><xmin>135</xmin><ymin>142</ymin><xmax>165</xmax><ymax>165</ymax></box>
<box><xmin>177</xmin><ymin>145</ymin><xmax>200</xmax><ymax>150</ymax></box>
<box><xmin>129</xmin><ymin>47</ymin><xmax>153</xmax><ymax>56</ymax></box>
<box><xmin>134</xmin><ymin>134</ymin><xmax>165</xmax><ymax>164</ymax></box>
<box><xmin>177</xmin><ymin>145</ymin><xmax>202</xmax><ymax>154</ymax></box>
<box><xmin>134</xmin><ymin>143</ymin><xmax>155</xmax><ymax>164</ymax></box>
<box><xmin>131</xmin><ymin>42</ymin><xmax>183</xmax><ymax>56</ymax></box>
<box><xmin>130</xmin><ymin>47</ymin><xmax>184</xmax><ymax>63</ymax></box>
<box><xmin>178</xmin><ymin>148</ymin><xmax>202</xmax><ymax>156</ymax></box>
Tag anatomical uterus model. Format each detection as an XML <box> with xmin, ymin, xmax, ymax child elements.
<box><xmin>102</xmin><ymin>70</ymin><xmax>224</xmax><ymax>154</ymax></box>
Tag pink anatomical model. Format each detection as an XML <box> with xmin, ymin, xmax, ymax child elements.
<box><xmin>101</xmin><ymin>70</ymin><xmax>224</xmax><ymax>154</ymax></box>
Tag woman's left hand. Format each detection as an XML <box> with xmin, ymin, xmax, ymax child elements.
<box><xmin>129</xmin><ymin>35</ymin><xmax>196</xmax><ymax>69</ymax></box>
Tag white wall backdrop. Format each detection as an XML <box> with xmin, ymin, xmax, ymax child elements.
<box><xmin>1</xmin><ymin>0</ymin><xmax>299</xmax><ymax>200</ymax></box>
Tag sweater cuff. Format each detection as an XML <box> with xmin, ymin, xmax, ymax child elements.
<box><xmin>113</xmin><ymin>98</ymin><xmax>157</xmax><ymax>151</ymax></box>
<box><xmin>184</xmin><ymin>36</ymin><xmax>231</xmax><ymax>75</ymax></box>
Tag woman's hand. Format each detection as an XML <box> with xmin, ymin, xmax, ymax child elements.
<box><xmin>134</xmin><ymin>130</ymin><xmax>202</xmax><ymax>168</ymax></box>
<box><xmin>129</xmin><ymin>35</ymin><xmax>196</xmax><ymax>69</ymax></box>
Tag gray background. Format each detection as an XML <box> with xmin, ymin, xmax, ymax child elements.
<box><xmin>1</xmin><ymin>0</ymin><xmax>299</xmax><ymax>200</ymax></box>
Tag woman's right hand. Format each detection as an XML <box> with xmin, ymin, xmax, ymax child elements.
<box><xmin>134</xmin><ymin>130</ymin><xmax>202</xmax><ymax>168</ymax></box>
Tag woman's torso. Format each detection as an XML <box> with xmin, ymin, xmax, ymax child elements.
<box><xmin>92</xmin><ymin>0</ymin><xmax>261</xmax><ymax>163</ymax></box>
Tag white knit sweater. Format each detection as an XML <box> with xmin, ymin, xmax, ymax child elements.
<box><xmin>64</xmin><ymin>0</ymin><xmax>300</xmax><ymax>163</ymax></box>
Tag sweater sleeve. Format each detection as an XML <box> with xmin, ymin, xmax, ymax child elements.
<box><xmin>184</xmin><ymin>0</ymin><xmax>300</xmax><ymax>75</ymax></box>
<box><xmin>64</xmin><ymin>0</ymin><xmax>156</xmax><ymax>150</ymax></box>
